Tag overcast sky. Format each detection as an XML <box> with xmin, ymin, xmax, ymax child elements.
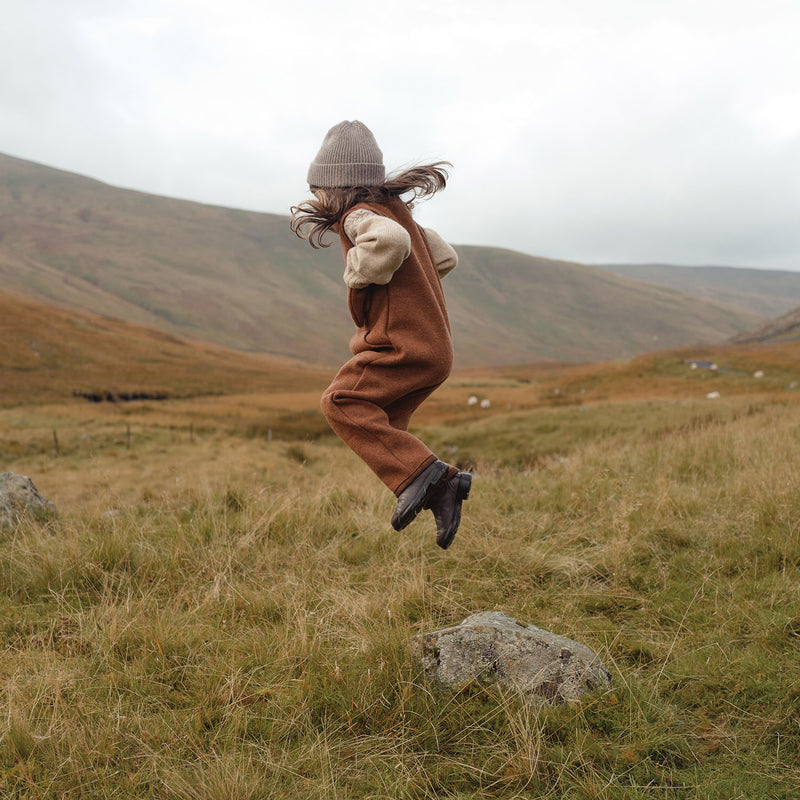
<box><xmin>2</xmin><ymin>0</ymin><xmax>799</xmax><ymax>269</ymax></box>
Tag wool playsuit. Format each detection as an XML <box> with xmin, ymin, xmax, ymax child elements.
<box><xmin>320</xmin><ymin>197</ymin><xmax>454</xmax><ymax>496</ymax></box>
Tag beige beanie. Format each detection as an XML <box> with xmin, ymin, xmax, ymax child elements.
<box><xmin>307</xmin><ymin>120</ymin><xmax>385</xmax><ymax>188</ymax></box>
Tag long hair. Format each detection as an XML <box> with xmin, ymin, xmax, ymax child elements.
<box><xmin>290</xmin><ymin>162</ymin><xmax>451</xmax><ymax>249</ymax></box>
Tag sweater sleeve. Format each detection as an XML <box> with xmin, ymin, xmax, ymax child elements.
<box><xmin>422</xmin><ymin>227</ymin><xmax>458</xmax><ymax>278</ymax></box>
<box><xmin>342</xmin><ymin>209</ymin><xmax>412</xmax><ymax>289</ymax></box>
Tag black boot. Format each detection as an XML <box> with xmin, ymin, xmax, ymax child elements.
<box><xmin>426</xmin><ymin>472</ymin><xmax>472</xmax><ymax>549</ymax></box>
<box><xmin>391</xmin><ymin>460</ymin><xmax>449</xmax><ymax>531</ymax></box>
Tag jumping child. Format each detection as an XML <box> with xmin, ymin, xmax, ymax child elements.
<box><xmin>290</xmin><ymin>120</ymin><xmax>471</xmax><ymax>549</ymax></box>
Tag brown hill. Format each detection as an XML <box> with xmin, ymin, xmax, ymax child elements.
<box><xmin>595</xmin><ymin>263</ymin><xmax>800</xmax><ymax>318</ymax></box>
<box><xmin>0</xmin><ymin>153</ymin><xmax>763</xmax><ymax>367</ymax></box>
<box><xmin>0</xmin><ymin>289</ymin><xmax>328</xmax><ymax>407</ymax></box>
<box><xmin>448</xmin><ymin>246</ymin><xmax>763</xmax><ymax>363</ymax></box>
<box><xmin>730</xmin><ymin>305</ymin><xmax>800</xmax><ymax>345</ymax></box>
<box><xmin>3</xmin><ymin>287</ymin><xmax>798</xmax><ymax>419</ymax></box>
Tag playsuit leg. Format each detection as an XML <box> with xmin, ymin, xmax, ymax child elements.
<box><xmin>320</xmin><ymin>349</ymin><xmax>448</xmax><ymax>495</ymax></box>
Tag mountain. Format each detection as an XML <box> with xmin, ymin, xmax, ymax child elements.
<box><xmin>0</xmin><ymin>153</ymin><xmax>350</xmax><ymax>365</ymax></box>
<box><xmin>442</xmin><ymin>246</ymin><xmax>765</xmax><ymax>364</ymax></box>
<box><xmin>0</xmin><ymin>153</ymin><xmax>764</xmax><ymax>368</ymax></box>
<box><xmin>593</xmin><ymin>263</ymin><xmax>800</xmax><ymax>318</ymax></box>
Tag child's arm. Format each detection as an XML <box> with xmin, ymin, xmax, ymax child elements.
<box><xmin>422</xmin><ymin>228</ymin><xmax>458</xmax><ymax>278</ymax></box>
<box><xmin>342</xmin><ymin>210</ymin><xmax>411</xmax><ymax>289</ymax></box>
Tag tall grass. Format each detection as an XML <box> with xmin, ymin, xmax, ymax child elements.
<box><xmin>1</xmin><ymin>395</ymin><xmax>799</xmax><ymax>798</ymax></box>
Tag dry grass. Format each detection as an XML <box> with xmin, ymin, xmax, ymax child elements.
<box><xmin>2</xmin><ymin>353</ymin><xmax>800</xmax><ymax>797</ymax></box>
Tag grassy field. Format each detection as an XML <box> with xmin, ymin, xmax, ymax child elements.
<box><xmin>1</xmin><ymin>348</ymin><xmax>800</xmax><ymax>798</ymax></box>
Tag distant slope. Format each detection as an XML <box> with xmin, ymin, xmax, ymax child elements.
<box><xmin>0</xmin><ymin>153</ymin><xmax>763</xmax><ymax>367</ymax></box>
<box><xmin>449</xmin><ymin>247</ymin><xmax>761</xmax><ymax>363</ymax></box>
<box><xmin>0</xmin><ymin>289</ymin><xmax>328</xmax><ymax>406</ymax></box>
<box><xmin>730</xmin><ymin>305</ymin><xmax>800</xmax><ymax>345</ymax></box>
<box><xmin>594</xmin><ymin>263</ymin><xmax>800</xmax><ymax>318</ymax></box>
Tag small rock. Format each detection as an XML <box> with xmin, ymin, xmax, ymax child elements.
<box><xmin>0</xmin><ymin>472</ymin><xmax>57</xmax><ymax>529</ymax></box>
<box><xmin>411</xmin><ymin>611</ymin><xmax>611</xmax><ymax>704</ymax></box>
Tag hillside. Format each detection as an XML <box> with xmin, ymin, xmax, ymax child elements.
<box><xmin>730</xmin><ymin>305</ymin><xmax>800</xmax><ymax>345</ymax></box>
<box><xmin>0</xmin><ymin>289</ymin><xmax>328</xmax><ymax>407</ymax></box>
<box><xmin>0</xmin><ymin>153</ymin><xmax>763</xmax><ymax>367</ymax></box>
<box><xmin>447</xmin><ymin>247</ymin><xmax>762</xmax><ymax>363</ymax></box>
<box><xmin>3</xmin><ymin>284</ymin><xmax>798</xmax><ymax>412</ymax></box>
<box><xmin>594</xmin><ymin>263</ymin><xmax>800</xmax><ymax>317</ymax></box>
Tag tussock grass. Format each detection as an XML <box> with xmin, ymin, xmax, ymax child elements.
<box><xmin>1</xmin><ymin>391</ymin><xmax>800</xmax><ymax>798</ymax></box>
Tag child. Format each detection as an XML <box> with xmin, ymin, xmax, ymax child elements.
<box><xmin>290</xmin><ymin>120</ymin><xmax>471</xmax><ymax>549</ymax></box>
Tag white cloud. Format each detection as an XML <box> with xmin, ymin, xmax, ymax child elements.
<box><xmin>1</xmin><ymin>0</ymin><xmax>799</xmax><ymax>268</ymax></box>
<box><xmin>749</xmin><ymin>93</ymin><xmax>800</xmax><ymax>146</ymax></box>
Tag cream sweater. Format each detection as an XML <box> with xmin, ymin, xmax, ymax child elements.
<box><xmin>342</xmin><ymin>208</ymin><xmax>458</xmax><ymax>289</ymax></box>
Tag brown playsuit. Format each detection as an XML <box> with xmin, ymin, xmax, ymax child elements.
<box><xmin>320</xmin><ymin>197</ymin><xmax>454</xmax><ymax>496</ymax></box>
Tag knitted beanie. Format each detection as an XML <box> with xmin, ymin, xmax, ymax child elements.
<box><xmin>307</xmin><ymin>120</ymin><xmax>385</xmax><ymax>188</ymax></box>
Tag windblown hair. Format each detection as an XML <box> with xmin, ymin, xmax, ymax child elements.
<box><xmin>290</xmin><ymin>162</ymin><xmax>451</xmax><ymax>249</ymax></box>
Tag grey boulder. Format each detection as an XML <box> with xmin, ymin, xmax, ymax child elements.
<box><xmin>0</xmin><ymin>472</ymin><xmax>57</xmax><ymax>529</ymax></box>
<box><xmin>411</xmin><ymin>611</ymin><xmax>611</xmax><ymax>704</ymax></box>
